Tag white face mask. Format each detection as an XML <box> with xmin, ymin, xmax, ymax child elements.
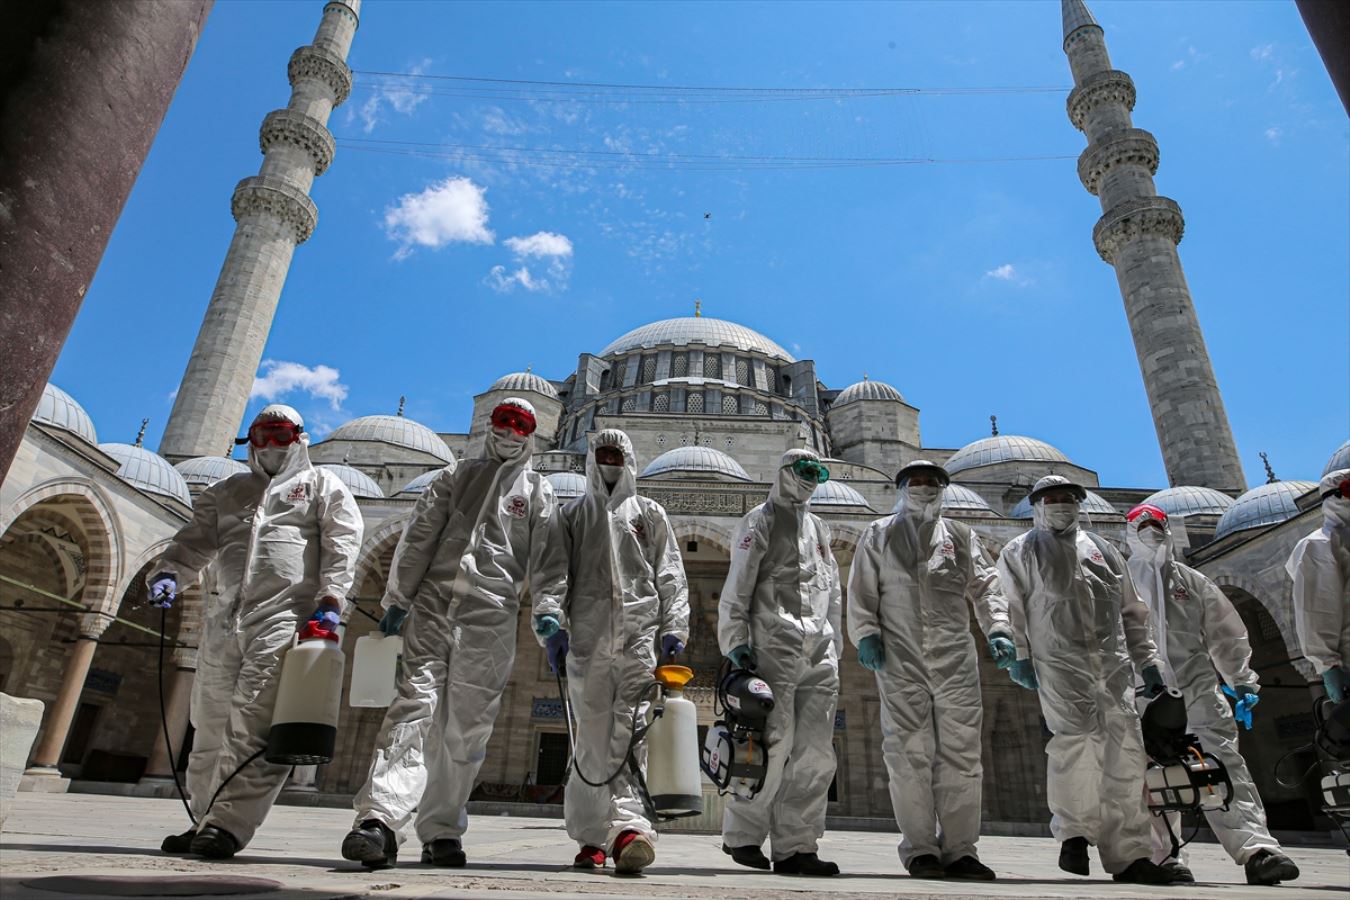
<box><xmin>488</xmin><ymin>426</ymin><xmax>528</xmax><ymax>462</ymax></box>
<box><xmin>1326</xmin><ymin>496</ymin><xmax>1350</xmax><ymax>528</ymax></box>
<box><xmin>1137</xmin><ymin>526</ymin><xmax>1166</xmax><ymax>547</ymax></box>
<box><xmin>1042</xmin><ymin>503</ymin><xmax>1079</xmax><ymax>530</ymax></box>
<box><xmin>598</xmin><ymin>463</ymin><xmax>624</xmax><ymax>486</ymax></box>
<box><xmin>257</xmin><ymin>446</ymin><xmax>288</xmax><ymax>476</ymax></box>
<box><xmin>906</xmin><ymin>485</ymin><xmax>940</xmax><ymax>505</ymax></box>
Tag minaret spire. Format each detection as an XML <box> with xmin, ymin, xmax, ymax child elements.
<box><xmin>1061</xmin><ymin>1</ymin><xmax>1245</xmax><ymax>492</ymax></box>
<box><xmin>160</xmin><ymin>1</ymin><xmax>361</xmax><ymax>462</ymax></box>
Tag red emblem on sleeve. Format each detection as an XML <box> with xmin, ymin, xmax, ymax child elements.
<box><xmin>506</xmin><ymin>495</ymin><xmax>528</xmax><ymax>518</ymax></box>
<box><xmin>286</xmin><ymin>484</ymin><xmax>308</xmax><ymax>503</ymax></box>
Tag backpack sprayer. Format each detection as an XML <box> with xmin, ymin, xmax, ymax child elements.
<box><xmin>700</xmin><ymin>658</ymin><xmax>776</xmax><ymax>800</ymax></box>
<box><xmin>1139</xmin><ymin>688</ymin><xmax>1233</xmax><ymax>859</ymax></box>
<box><xmin>1271</xmin><ymin>695</ymin><xmax>1350</xmax><ymax>855</ymax></box>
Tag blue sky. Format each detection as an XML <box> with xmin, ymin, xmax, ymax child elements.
<box><xmin>54</xmin><ymin>0</ymin><xmax>1347</xmax><ymax>489</ymax></box>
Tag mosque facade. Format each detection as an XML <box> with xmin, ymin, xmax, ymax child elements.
<box><xmin>0</xmin><ymin>0</ymin><xmax>1345</xmax><ymax>837</ymax></box>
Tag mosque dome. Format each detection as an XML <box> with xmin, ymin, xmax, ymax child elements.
<box><xmin>490</xmin><ymin>371</ymin><xmax>559</xmax><ymax>400</ymax></box>
<box><xmin>32</xmin><ymin>384</ymin><xmax>97</xmax><ymax>445</ymax></box>
<box><xmin>833</xmin><ymin>378</ymin><xmax>905</xmax><ymax>406</ymax></box>
<box><xmin>1214</xmin><ymin>480</ymin><xmax>1318</xmax><ymax>542</ymax></box>
<box><xmin>600</xmin><ymin>317</ymin><xmax>795</xmax><ymax>362</ymax></box>
<box><xmin>318</xmin><ymin>463</ymin><xmax>385</xmax><ymax>499</ymax></box>
<box><xmin>1141</xmin><ymin>485</ymin><xmax>1235</xmax><ymax>519</ymax></box>
<box><xmin>397</xmin><ymin>468</ymin><xmax>449</xmax><ymax>496</ymax></box>
<box><xmin>942</xmin><ymin>484</ymin><xmax>997</xmax><ymax>515</ymax></box>
<box><xmin>1009</xmin><ymin>489</ymin><xmax>1119</xmax><ymax>520</ymax></box>
<box><xmin>99</xmin><ymin>443</ymin><xmax>192</xmax><ymax>506</ymax></box>
<box><xmin>546</xmin><ymin>471</ymin><xmax>588</xmax><ymax>500</ymax></box>
<box><xmin>1324</xmin><ymin>439</ymin><xmax>1350</xmax><ymax>477</ymax></box>
<box><xmin>325</xmin><ymin>415</ymin><xmax>453</xmax><ymax>463</ymax></box>
<box><xmin>811</xmin><ymin>481</ymin><xmax>873</xmax><ymax>510</ymax></box>
<box><xmin>640</xmin><ymin>446</ymin><xmax>752</xmax><ymax>482</ymax></box>
<box><xmin>175</xmin><ymin>456</ymin><xmax>250</xmax><ymax>488</ymax></box>
<box><xmin>946</xmin><ymin>435</ymin><xmax>1072</xmax><ymax>475</ymax></box>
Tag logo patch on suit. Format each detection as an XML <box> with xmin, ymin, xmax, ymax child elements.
<box><xmin>1174</xmin><ymin>585</ymin><xmax>1189</xmax><ymax>600</ymax></box>
<box><xmin>1089</xmin><ymin>550</ymin><xmax>1105</xmax><ymax>564</ymax></box>
<box><xmin>631</xmin><ymin>519</ymin><xmax>646</xmax><ymax>539</ymax></box>
<box><xmin>286</xmin><ymin>484</ymin><xmax>309</xmax><ymax>503</ymax></box>
<box><xmin>506</xmin><ymin>495</ymin><xmax>528</xmax><ymax>518</ymax></box>
<box><xmin>738</xmin><ymin>534</ymin><xmax>753</xmax><ymax>551</ymax></box>
<box><xmin>939</xmin><ymin>540</ymin><xmax>956</xmax><ymax>559</ymax></box>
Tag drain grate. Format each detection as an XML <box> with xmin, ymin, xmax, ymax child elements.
<box><xmin>22</xmin><ymin>875</ymin><xmax>282</xmax><ymax>896</ymax></box>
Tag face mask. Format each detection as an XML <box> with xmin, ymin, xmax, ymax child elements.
<box><xmin>906</xmin><ymin>485</ymin><xmax>940</xmax><ymax>506</ymax></box>
<box><xmin>488</xmin><ymin>427</ymin><xmax>527</xmax><ymax>462</ymax></box>
<box><xmin>1042</xmin><ymin>503</ymin><xmax>1079</xmax><ymax>530</ymax></box>
<box><xmin>1326</xmin><ymin>497</ymin><xmax>1350</xmax><ymax>528</ymax></box>
<box><xmin>257</xmin><ymin>446</ymin><xmax>288</xmax><ymax>476</ymax></box>
<box><xmin>1137</xmin><ymin>526</ymin><xmax>1166</xmax><ymax>547</ymax></box>
<box><xmin>598</xmin><ymin>464</ymin><xmax>624</xmax><ymax>486</ymax></box>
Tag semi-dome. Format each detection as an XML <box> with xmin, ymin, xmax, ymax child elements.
<box><xmin>32</xmin><ymin>384</ymin><xmax>98</xmax><ymax>445</ymax></box>
<box><xmin>397</xmin><ymin>468</ymin><xmax>450</xmax><ymax>496</ymax></box>
<box><xmin>99</xmin><ymin>443</ymin><xmax>192</xmax><ymax>506</ymax></box>
<box><xmin>833</xmin><ymin>378</ymin><xmax>904</xmax><ymax>406</ymax></box>
<box><xmin>943</xmin><ymin>484</ymin><xmax>997</xmax><ymax>515</ymax></box>
<box><xmin>318</xmin><ymin>464</ymin><xmax>385</xmax><ymax>499</ymax></box>
<box><xmin>1141</xmin><ymin>485</ymin><xmax>1235</xmax><ymax>519</ymax></box>
<box><xmin>324</xmin><ymin>415</ymin><xmax>453</xmax><ymax>463</ymax></box>
<box><xmin>1214</xmin><ymin>480</ymin><xmax>1318</xmax><ymax>541</ymax></box>
<box><xmin>1324</xmin><ymin>439</ymin><xmax>1350</xmax><ymax>477</ymax></box>
<box><xmin>600</xmin><ymin>317</ymin><xmax>795</xmax><ymax>362</ymax></box>
<box><xmin>175</xmin><ymin>456</ymin><xmax>250</xmax><ymax>487</ymax></box>
<box><xmin>640</xmin><ymin>445</ymin><xmax>752</xmax><ymax>482</ymax></box>
<box><xmin>1010</xmin><ymin>489</ymin><xmax>1119</xmax><ymax>520</ymax></box>
<box><xmin>546</xmin><ymin>471</ymin><xmax>587</xmax><ymax>500</ymax></box>
<box><xmin>946</xmin><ymin>435</ymin><xmax>1071</xmax><ymax>475</ymax></box>
<box><xmin>490</xmin><ymin>371</ymin><xmax>559</xmax><ymax>400</ymax></box>
<box><xmin>811</xmin><ymin>481</ymin><xmax>872</xmax><ymax>510</ymax></box>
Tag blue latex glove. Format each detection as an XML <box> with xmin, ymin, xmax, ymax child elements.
<box><xmin>148</xmin><ymin>573</ymin><xmax>177</xmax><ymax>609</ymax></box>
<box><xmin>1221</xmin><ymin>684</ymin><xmax>1260</xmax><ymax>730</ymax></box>
<box><xmin>1010</xmin><ymin>659</ymin><xmax>1039</xmax><ymax>690</ymax></box>
<box><xmin>379</xmin><ymin>606</ymin><xmax>407</xmax><ymax>636</ymax></box>
<box><xmin>988</xmin><ymin>632</ymin><xmax>1017</xmax><ymax>670</ymax></box>
<box><xmin>660</xmin><ymin>634</ymin><xmax>685</xmax><ymax>660</ymax></box>
<box><xmin>1141</xmin><ymin>664</ymin><xmax>1167</xmax><ymax>699</ymax></box>
<box><xmin>535</xmin><ymin>614</ymin><xmax>561</xmax><ymax>639</ymax></box>
<box><xmin>727</xmin><ymin>643</ymin><xmax>756</xmax><ymax>671</ymax></box>
<box><xmin>309</xmin><ymin>604</ymin><xmax>341</xmax><ymax>630</ymax></box>
<box><xmin>547</xmin><ymin>629</ymin><xmax>570</xmax><ymax>674</ymax></box>
<box><xmin>1323</xmin><ymin>666</ymin><xmax>1348</xmax><ymax>703</ymax></box>
<box><xmin>857</xmin><ymin>635</ymin><xmax>885</xmax><ymax>672</ymax></box>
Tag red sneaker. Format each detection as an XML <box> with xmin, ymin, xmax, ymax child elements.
<box><xmin>573</xmin><ymin>845</ymin><xmax>605</xmax><ymax>869</ymax></box>
<box><xmin>612</xmin><ymin>830</ymin><xmax>655</xmax><ymax>874</ymax></box>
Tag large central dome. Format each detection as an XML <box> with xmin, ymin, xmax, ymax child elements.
<box><xmin>599</xmin><ymin>317</ymin><xmax>795</xmax><ymax>362</ymax></box>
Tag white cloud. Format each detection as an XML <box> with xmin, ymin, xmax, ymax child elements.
<box><xmin>984</xmin><ymin>263</ymin><xmax>1033</xmax><ymax>287</ymax></box>
<box><xmin>1250</xmin><ymin>44</ymin><xmax>1274</xmax><ymax>61</ymax></box>
<box><xmin>250</xmin><ymin>360</ymin><xmax>348</xmax><ymax>410</ymax></box>
<box><xmin>1171</xmin><ymin>59</ymin><xmax>1186</xmax><ymax>72</ymax></box>
<box><xmin>488</xmin><ymin>231</ymin><xmax>574</xmax><ymax>292</ymax></box>
<box><xmin>356</xmin><ymin>59</ymin><xmax>433</xmax><ymax>133</ymax></box>
<box><xmin>504</xmin><ymin>231</ymin><xmax>573</xmax><ymax>259</ymax></box>
<box><xmin>1264</xmin><ymin>125</ymin><xmax>1283</xmax><ymax>143</ymax></box>
<box><xmin>384</xmin><ymin>176</ymin><xmax>494</xmax><ymax>259</ymax></box>
<box><xmin>486</xmin><ymin>265</ymin><xmax>546</xmax><ymax>293</ymax></box>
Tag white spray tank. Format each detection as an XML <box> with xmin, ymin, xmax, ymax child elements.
<box><xmin>266</xmin><ymin>620</ymin><xmax>344</xmax><ymax>765</ymax></box>
<box><xmin>645</xmin><ymin>665</ymin><xmax>703</xmax><ymax>818</ymax></box>
<box><xmin>349</xmin><ymin>633</ymin><xmax>402</xmax><ymax>708</ymax></box>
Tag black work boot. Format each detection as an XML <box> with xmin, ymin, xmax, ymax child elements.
<box><xmin>1058</xmin><ymin>837</ymin><xmax>1090</xmax><ymax>876</ymax></box>
<box><xmin>421</xmin><ymin>837</ymin><xmax>466</xmax><ymax>867</ymax></box>
<box><xmin>1159</xmin><ymin>860</ymin><xmax>1195</xmax><ymax>883</ymax></box>
<box><xmin>342</xmin><ymin>819</ymin><xmax>398</xmax><ymax>870</ymax></box>
<box><xmin>189</xmin><ymin>825</ymin><xmax>239</xmax><ymax>860</ymax></box>
<box><xmin>1113</xmin><ymin>857</ymin><xmax>1177</xmax><ymax>884</ymax></box>
<box><xmin>906</xmin><ymin>854</ymin><xmax>945</xmax><ymax>878</ymax></box>
<box><xmin>722</xmin><ymin>843</ymin><xmax>770</xmax><ymax>870</ymax></box>
<box><xmin>161</xmin><ymin>829</ymin><xmax>197</xmax><ymax>854</ymax></box>
<box><xmin>944</xmin><ymin>855</ymin><xmax>995</xmax><ymax>880</ymax></box>
<box><xmin>772</xmin><ymin>852</ymin><xmax>839</xmax><ymax>876</ymax></box>
<box><xmin>1245</xmin><ymin>849</ymin><xmax>1300</xmax><ymax>885</ymax></box>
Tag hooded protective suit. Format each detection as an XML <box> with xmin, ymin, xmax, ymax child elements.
<box><xmin>351</xmin><ymin>399</ymin><xmax>568</xmax><ymax>846</ymax></box>
<box><xmin>551</xmin><ymin>429</ymin><xmax>690</xmax><ymax>853</ymax></box>
<box><xmin>996</xmin><ymin>479</ymin><xmax>1161</xmax><ymax>875</ymax></box>
<box><xmin>718</xmin><ymin>448</ymin><xmax>842</xmax><ymax>860</ymax></box>
<box><xmin>148</xmin><ymin>405</ymin><xmax>363</xmax><ymax>847</ymax></box>
<box><xmin>847</xmin><ymin>475</ymin><xmax>1007</xmax><ymax>868</ymax></box>
<box><xmin>1125</xmin><ymin>508</ymin><xmax>1280</xmax><ymax>866</ymax></box>
<box><xmin>1286</xmin><ymin>469</ymin><xmax>1350</xmax><ymax>679</ymax></box>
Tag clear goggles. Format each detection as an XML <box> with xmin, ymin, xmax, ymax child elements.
<box><xmin>788</xmin><ymin>458</ymin><xmax>830</xmax><ymax>484</ymax></box>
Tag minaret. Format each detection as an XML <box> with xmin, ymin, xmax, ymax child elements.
<box><xmin>1061</xmin><ymin>0</ymin><xmax>1246</xmax><ymax>493</ymax></box>
<box><xmin>160</xmin><ymin>1</ymin><xmax>360</xmax><ymax>462</ymax></box>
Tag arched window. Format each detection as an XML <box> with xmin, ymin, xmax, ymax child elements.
<box><xmin>751</xmin><ymin>400</ymin><xmax>768</xmax><ymax>416</ymax></box>
<box><xmin>621</xmin><ymin>395</ymin><xmax>637</xmax><ymax>413</ymax></box>
<box><xmin>766</xmin><ymin>368</ymin><xmax>777</xmax><ymax>392</ymax></box>
<box><xmin>735</xmin><ymin>358</ymin><xmax>750</xmax><ymax>385</ymax></box>
<box><xmin>672</xmin><ymin>352</ymin><xmax>689</xmax><ymax>378</ymax></box>
<box><xmin>687</xmin><ymin>392</ymin><xmax>705</xmax><ymax>414</ymax></box>
<box><xmin>653</xmin><ymin>392</ymin><xmax>670</xmax><ymax>413</ymax></box>
<box><xmin>781</xmin><ymin>374</ymin><xmax>792</xmax><ymax>397</ymax></box>
<box><xmin>703</xmin><ymin>354</ymin><xmax>721</xmax><ymax>379</ymax></box>
<box><xmin>640</xmin><ymin>355</ymin><xmax>657</xmax><ymax>384</ymax></box>
<box><xmin>722</xmin><ymin>394</ymin><xmax>739</xmax><ymax>415</ymax></box>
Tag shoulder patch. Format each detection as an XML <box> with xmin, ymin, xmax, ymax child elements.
<box><xmin>738</xmin><ymin>533</ymin><xmax>754</xmax><ymax>551</ymax></box>
<box><xmin>286</xmin><ymin>483</ymin><xmax>309</xmax><ymax>503</ymax></box>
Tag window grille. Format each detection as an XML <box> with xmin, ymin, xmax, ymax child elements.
<box><xmin>653</xmin><ymin>393</ymin><xmax>670</xmax><ymax>413</ymax></box>
<box><xmin>641</xmin><ymin>355</ymin><xmax>657</xmax><ymax>384</ymax></box>
<box><xmin>672</xmin><ymin>353</ymin><xmax>688</xmax><ymax>377</ymax></box>
<box><xmin>622</xmin><ymin>395</ymin><xmax>636</xmax><ymax>412</ymax></box>
<box><xmin>703</xmin><ymin>355</ymin><xmax>721</xmax><ymax>379</ymax></box>
<box><xmin>722</xmin><ymin>394</ymin><xmax>739</xmax><ymax>415</ymax></box>
<box><xmin>735</xmin><ymin>358</ymin><xmax>750</xmax><ymax>385</ymax></box>
<box><xmin>687</xmin><ymin>392</ymin><xmax>704</xmax><ymax>413</ymax></box>
<box><xmin>752</xmin><ymin>400</ymin><xmax>768</xmax><ymax>416</ymax></box>
<box><xmin>766</xmin><ymin>368</ymin><xmax>777</xmax><ymax>391</ymax></box>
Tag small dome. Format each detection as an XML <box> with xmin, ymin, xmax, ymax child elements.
<box><xmin>490</xmin><ymin>372</ymin><xmax>559</xmax><ymax>400</ymax></box>
<box><xmin>600</xmin><ymin>317</ymin><xmax>795</xmax><ymax>362</ymax></box>
<box><xmin>946</xmin><ymin>435</ymin><xmax>1071</xmax><ymax>475</ymax></box>
<box><xmin>397</xmin><ymin>468</ymin><xmax>449</xmax><ymax>496</ymax></box>
<box><xmin>640</xmin><ymin>446</ymin><xmax>752</xmax><ymax>482</ymax></box>
<box><xmin>99</xmin><ymin>443</ymin><xmax>192</xmax><ymax>506</ymax></box>
<box><xmin>943</xmin><ymin>484</ymin><xmax>996</xmax><ymax>515</ymax></box>
<box><xmin>175</xmin><ymin>456</ymin><xmax>250</xmax><ymax>487</ymax></box>
<box><xmin>546</xmin><ymin>471</ymin><xmax>588</xmax><ymax>500</ymax></box>
<box><xmin>1141</xmin><ymin>485</ymin><xmax>1235</xmax><ymax>519</ymax></box>
<box><xmin>1214</xmin><ymin>480</ymin><xmax>1318</xmax><ymax>541</ymax></box>
<box><xmin>32</xmin><ymin>384</ymin><xmax>97</xmax><ymax>445</ymax></box>
<box><xmin>318</xmin><ymin>463</ymin><xmax>385</xmax><ymax>499</ymax></box>
<box><xmin>1009</xmin><ymin>489</ymin><xmax>1119</xmax><ymax>520</ymax></box>
<box><xmin>324</xmin><ymin>415</ymin><xmax>453</xmax><ymax>463</ymax></box>
<box><xmin>1324</xmin><ymin>439</ymin><xmax>1350</xmax><ymax>477</ymax></box>
<box><xmin>810</xmin><ymin>481</ymin><xmax>873</xmax><ymax>510</ymax></box>
<box><xmin>833</xmin><ymin>379</ymin><xmax>904</xmax><ymax>406</ymax></box>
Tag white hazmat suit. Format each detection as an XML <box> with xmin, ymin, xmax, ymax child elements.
<box><xmin>350</xmin><ymin>398</ymin><xmax>568</xmax><ymax>856</ymax></box>
<box><xmin>549</xmin><ymin>429</ymin><xmax>690</xmax><ymax>859</ymax></box>
<box><xmin>847</xmin><ymin>471</ymin><xmax>1007</xmax><ymax>871</ymax></box>
<box><xmin>1287</xmin><ymin>469</ymin><xmax>1350</xmax><ymax>693</ymax></box>
<box><xmin>718</xmin><ymin>448</ymin><xmax>842</xmax><ymax>864</ymax></box>
<box><xmin>149</xmin><ymin>405</ymin><xmax>363</xmax><ymax>850</ymax></box>
<box><xmin>997</xmin><ymin>480</ymin><xmax>1161</xmax><ymax>875</ymax></box>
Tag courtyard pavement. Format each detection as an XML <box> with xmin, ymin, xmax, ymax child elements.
<box><xmin>0</xmin><ymin>794</ymin><xmax>1346</xmax><ymax>899</ymax></box>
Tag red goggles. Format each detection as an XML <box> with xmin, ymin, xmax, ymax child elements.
<box><xmin>1127</xmin><ymin>503</ymin><xmax>1168</xmax><ymax>529</ymax></box>
<box><xmin>1330</xmin><ymin>480</ymin><xmax>1350</xmax><ymax>501</ymax></box>
<box><xmin>490</xmin><ymin>405</ymin><xmax>536</xmax><ymax>437</ymax></box>
<box><xmin>238</xmin><ymin>421</ymin><xmax>303</xmax><ymax>448</ymax></box>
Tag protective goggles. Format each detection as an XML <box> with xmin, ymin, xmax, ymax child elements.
<box><xmin>788</xmin><ymin>459</ymin><xmax>829</xmax><ymax>484</ymax></box>
<box><xmin>236</xmin><ymin>421</ymin><xmax>303</xmax><ymax>448</ymax></box>
<box><xmin>594</xmin><ymin>445</ymin><xmax>625</xmax><ymax>465</ymax></box>
<box><xmin>490</xmin><ymin>405</ymin><xmax>537</xmax><ymax>437</ymax></box>
<box><xmin>1127</xmin><ymin>504</ymin><xmax>1168</xmax><ymax>530</ymax></box>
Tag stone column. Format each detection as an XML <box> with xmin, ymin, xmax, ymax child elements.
<box><xmin>25</xmin><ymin>614</ymin><xmax>110</xmax><ymax>781</ymax></box>
<box><xmin>140</xmin><ymin>665</ymin><xmax>196</xmax><ymax>783</ymax></box>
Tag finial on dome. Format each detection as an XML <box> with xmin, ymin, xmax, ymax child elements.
<box><xmin>694</xmin><ymin>298</ymin><xmax>702</xmax><ymax>318</ymax></box>
<box><xmin>525</xmin><ymin>364</ymin><xmax>532</xmax><ymax>373</ymax></box>
<box><xmin>862</xmin><ymin>372</ymin><xmax>869</xmax><ymax>381</ymax></box>
<box><xmin>397</xmin><ymin>395</ymin><xmax>406</xmax><ymax>417</ymax></box>
<box><xmin>1259</xmin><ymin>451</ymin><xmax>1277</xmax><ymax>484</ymax></box>
<box><xmin>990</xmin><ymin>415</ymin><xmax>999</xmax><ymax>436</ymax></box>
<box><xmin>135</xmin><ymin>418</ymin><xmax>149</xmax><ymax>448</ymax></box>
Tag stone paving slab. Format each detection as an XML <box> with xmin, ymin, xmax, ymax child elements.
<box><xmin>1</xmin><ymin>795</ymin><xmax>1346</xmax><ymax>899</ymax></box>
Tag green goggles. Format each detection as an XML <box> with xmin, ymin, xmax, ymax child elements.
<box><xmin>788</xmin><ymin>459</ymin><xmax>830</xmax><ymax>484</ymax></box>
